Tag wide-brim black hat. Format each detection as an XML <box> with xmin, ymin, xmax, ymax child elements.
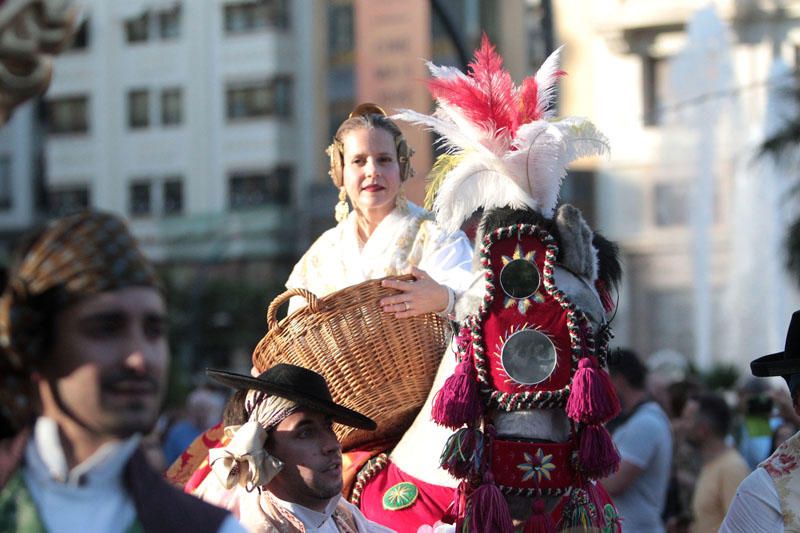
<box><xmin>751</xmin><ymin>311</ymin><xmax>800</xmax><ymax>381</ymax></box>
<box><xmin>207</xmin><ymin>363</ymin><xmax>376</xmax><ymax>431</ymax></box>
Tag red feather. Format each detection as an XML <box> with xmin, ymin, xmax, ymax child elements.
<box><xmin>428</xmin><ymin>34</ymin><xmax>518</xmax><ymax>137</ymax></box>
<box><xmin>518</xmin><ymin>77</ymin><xmax>539</xmax><ymax>123</ymax></box>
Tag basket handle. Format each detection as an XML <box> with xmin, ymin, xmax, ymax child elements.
<box><xmin>267</xmin><ymin>288</ymin><xmax>322</xmax><ymax>332</ymax></box>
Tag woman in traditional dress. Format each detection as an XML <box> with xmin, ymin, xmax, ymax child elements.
<box><xmin>168</xmin><ymin>104</ymin><xmax>474</xmax><ymax>501</ymax></box>
<box><xmin>285</xmin><ymin>103</ymin><xmax>473</xmax><ymax>316</ymax></box>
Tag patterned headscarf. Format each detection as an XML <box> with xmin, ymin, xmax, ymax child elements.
<box><xmin>0</xmin><ymin>210</ymin><xmax>159</xmax><ymax>428</ymax></box>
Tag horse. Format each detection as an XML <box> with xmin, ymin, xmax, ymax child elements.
<box><xmin>351</xmin><ymin>205</ymin><xmax>622</xmax><ymax>532</ymax></box>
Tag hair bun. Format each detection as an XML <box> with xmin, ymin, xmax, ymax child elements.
<box><xmin>349</xmin><ymin>102</ymin><xmax>387</xmax><ymax>118</ymax></box>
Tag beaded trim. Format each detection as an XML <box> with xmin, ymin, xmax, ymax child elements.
<box><xmin>469</xmin><ymin>223</ymin><xmax>602</xmax><ymax>411</ymax></box>
<box><xmin>497</xmin><ymin>484</ymin><xmax>569</xmax><ymax>497</ymax></box>
<box><xmin>350</xmin><ymin>453</ymin><xmax>389</xmax><ymax>506</ymax></box>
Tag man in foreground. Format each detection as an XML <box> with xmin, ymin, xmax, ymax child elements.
<box><xmin>203</xmin><ymin>363</ymin><xmax>394</xmax><ymax>532</ymax></box>
<box><xmin>0</xmin><ymin>210</ymin><xmax>242</xmax><ymax>532</ymax></box>
<box><xmin>722</xmin><ymin>310</ymin><xmax>800</xmax><ymax>532</ymax></box>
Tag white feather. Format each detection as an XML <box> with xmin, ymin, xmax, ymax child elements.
<box><xmin>392</xmin><ymin>107</ymin><xmax>501</xmax><ymax>160</ymax></box>
<box><xmin>426</xmin><ymin>61</ymin><xmax>469</xmax><ymax>81</ymax></box>
<box><xmin>504</xmin><ymin>121</ymin><xmax>569</xmax><ymax>217</ymax></box>
<box><xmin>433</xmin><ymin>155</ymin><xmax>536</xmax><ymax>233</ymax></box>
<box><xmin>553</xmin><ymin>117</ymin><xmax>610</xmax><ymax>162</ymax></box>
<box><xmin>436</xmin><ymin>103</ymin><xmax>512</xmax><ymax>155</ymax></box>
<box><xmin>534</xmin><ymin>46</ymin><xmax>564</xmax><ymax>121</ymax></box>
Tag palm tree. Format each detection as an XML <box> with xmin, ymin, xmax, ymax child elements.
<box><xmin>759</xmin><ymin>70</ymin><xmax>800</xmax><ymax>280</ymax></box>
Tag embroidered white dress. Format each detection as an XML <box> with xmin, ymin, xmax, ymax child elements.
<box><xmin>286</xmin><ymin>202</ymin><xmax>473</xmax><ymax>312</ymax></box>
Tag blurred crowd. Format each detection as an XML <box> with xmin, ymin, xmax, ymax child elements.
<box><xmin>602</xmin><ymin>347</ymin><xmax>798</xmax><ymax>533</ymax></box>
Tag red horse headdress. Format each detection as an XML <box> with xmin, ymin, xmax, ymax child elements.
<box><xmin>396</xmin><ymin>36</ymin><xmax>621</xmax><ymax>532</ymax></box>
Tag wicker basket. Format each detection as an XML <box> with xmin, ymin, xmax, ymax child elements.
<box><xmin>252</xmin><ymin>275</ymin><xmax>451</xmax><ymax>450</ymax></box>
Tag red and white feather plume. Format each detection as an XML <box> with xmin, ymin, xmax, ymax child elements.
<box><xmin>394</xmin><ymin>35</ymin><xmax>609</xmax><ymax>232</ymax></box>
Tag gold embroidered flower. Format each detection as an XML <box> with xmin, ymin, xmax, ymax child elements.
<box><xmin>517</xmin><ymin>448</ymin><xmax>556</xmax><ymax>483</ymax></box>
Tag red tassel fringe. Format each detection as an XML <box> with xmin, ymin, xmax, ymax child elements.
<box><xmin>578</xmin><ymin>424</ymin><xmax>620</xmax><ymax>479</ymax></box>
<box><xmin>523</xmin><ymin>500</ymin><xmax>556</xmax><ymax>533</ymax></box>
<box><xmin>566</xmin><ymin>356</ymin><xmax>621</xmax><ymax>425</ymax></box>
<box><xmin>469</xmin><ymin>478</ymin><xmax>514</xmax><ymax>533</ymax></box>
<box><xmin>432</xmin><ymin>359</ymin><xmax>483</xmax><ymax>429</ymax></box>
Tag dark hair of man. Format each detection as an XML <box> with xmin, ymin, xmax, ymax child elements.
<box><xmin>694</xmin><ymin>392</ymin><xmax>732</xmax><ymax>438</ymax></box>
<box><xmin>5</xmin><ymin>223</ymin><xmax>61</xmax><ymax>360</ymax></box>
<box><xmin>607</xmin><ymin>348</ymin><xmax>647</xmax><ymax>390</ymax></box>
<box><xmin>667</xmin><ymin>379</ymin><xmax>700</xmax><ymax>420</ymax></box>
<box><xmin>222</xmin><ymin>389</ymin><xmax>249</xmax><ymax>427</ymax></box>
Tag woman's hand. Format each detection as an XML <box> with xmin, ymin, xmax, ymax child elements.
<box><xmin>380</xmin><ymin>267</ymin><xmax>449</xmax><ymax>318</ymax></box>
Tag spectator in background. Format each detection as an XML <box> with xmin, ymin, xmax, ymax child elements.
<box><xmin>771</xmin><ymin>421</ymin><xmax>798</xmax><ymax>453</ymax></box>
<box><xmin>163</xmin><ymin>387</ymin><xmax>225</xmax><ymax>466</ymax></box>
<box><xmin>664</xmin><ymin>379</ymin><xmax>702</xmax><ymax>533</ymax></box>
<box><xmin>646</xmin><ymin>348</ymin><xmax>690</xmax><ymax>418</ymax></box>
<box><xmin>602</xmin><ymin>349</ymin><xmax>673</xmax><ymax>533</ymax></box>
<box><xmin>735</xmin><ymin>376</ymin><xmax>776</xmax><ymax>469</ymax></box>
<box><xmin>683</xmin><ymin>392</ymin><xmax>750</xmax><ymax>532</ymax></box>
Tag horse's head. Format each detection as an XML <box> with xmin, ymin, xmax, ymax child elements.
<box><xmin>434</xmin><ymin>204</ymin><xmax>621</xmax><ymax>526</ymax></box>
<box><xmin>393</xmin><ymin>35</ymin><xmax>621</xmax><ymax>531</ymax></box>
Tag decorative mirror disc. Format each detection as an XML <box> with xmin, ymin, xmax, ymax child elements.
<box><xmin>500</xmin><ymin>258</ymin><xmax>541</xmax><ymax>300</ymax></box>
<box><xmin>500</xmin><ymin>329</ymin><xmax>557</xmax><ymax>385</ymax></box>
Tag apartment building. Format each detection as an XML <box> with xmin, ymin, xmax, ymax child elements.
<box><xmin>557</xmin><ymin>0</ymin><xmax>800</xmax><ymax>368</ymax></box>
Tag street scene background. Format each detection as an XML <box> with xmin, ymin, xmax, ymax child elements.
<box><xmin>2</xmin><ymin>0</ymin><xmax>800</xmax><ymax>402</ymax></box>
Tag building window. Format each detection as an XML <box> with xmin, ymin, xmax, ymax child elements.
<box><xmin>643</xmin><ymin>55</ymin><xmax>671</xmax><ymax>127</ymax></box>
<box><xmin>125</xmin><ymin>6</ymin><xmax>181</xmax><ymax>43</ymax></box>
<box><xmin>163</xmin><ymin>178</ymin><xmax>183</xmax><ymax>215</ymax></box>
<box><xmin>128</xmin><ymin>89</ymin><xmax>150</xmax><ymax>129</ymax></box>
<box><xmin>0</xmin><ymin>157</ymin><xmax>11</xmax><ymax>209</ymax></box>
<box><xmin>45</xmin><ymin>96</ymin><xmax>89</xmax><ymax>134</ymax></box>
<box><xmin>48</xmin><ymin>186</ymin><xmax>89</xmax><ymax>216</ymax></box>
<box><xmin>328</xmin><ymin>3</ymin><xmax>353</xmax><ymax>58</ymax></box>
<box><xmin>273</xmin><ymin>76</ymin><xmax>292</xmax><ymax>118</ymax></box>
<box><xmin>158</xmin><ymin>6</ymin><xmax>181</xmax><ymax>39</ymax></box>
<box><xmin>125</xmin><ymin>13</ymin><xmax>149</xmax><ymax>43</ymax></box>
<box><xmin>228</xmin><ymin>167</ymin><xmax>292</xmax><ymax>210</ymax></box>
<box><xmin>795</xmin><ymin>44</ymin><xmax>800</xmax><ymax>71</ymax></box>
<box><xmin>67</xmin><ymin>18</ymin><xmax>90</xmax><ymax>51</ymax></box>
<box><xmin>653</xmin><ymin>182</ymin><xmax>689</xmax><ymax>227</ymax></box>
<box><xmin>161</xmin><ymin>88</ymin><xmax>183</xmax><ymax>125</ymax></box>
<box><xmin>560</xmin><ymin>170</ymin><xmax>596</xmax><ymax>226</ymax></box>
<box><xmin>129</xmin><ymin>180</ymin><xmax>152</xmax><ymax>217</ymax></box>
<box><xmin>226</xmin><ymin>78</ymin><xmax>293</xmax><ymax>121</ymax></box>
<box><xmin>224</xmin><ymin>0</ymin><xmax>289</xmax><ymax>34</ymax></box>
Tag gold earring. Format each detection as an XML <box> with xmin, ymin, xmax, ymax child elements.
<box><xmin>335</xmin><ymin>188</ymin><xmax>350</xmax><ymax>223</ymax></box>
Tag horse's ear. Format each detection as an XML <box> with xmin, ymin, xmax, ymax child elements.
<box><xmin>554</xmin><ymin>204</ymin><xmax>598</xmax><ymax>281</ymax></box>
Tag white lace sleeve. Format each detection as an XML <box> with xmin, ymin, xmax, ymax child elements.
<box><xmin>416</xmin><ymin>223</ymin><xmax>474</xmax><ymax>296</ymax></box>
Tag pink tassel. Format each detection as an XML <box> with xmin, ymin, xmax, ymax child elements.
<box><xmin>445</xmin><ymin>480</ymin><xmax>471</xmax><ymax>525</ymax></box>
<box><xmin>440</xmin><ymin>427</ymin><xmax>484</xmax><ymax>479</ymax></box>
<box><xmin>523</xmin><ymin>500</ymin><xmax>555</xmax><ymax>533</ymax></box>
<box><xmin>432</xmin><ymin>359</ymin><xmax>483</xmax><ymax>429</ymax></box>
<box><xmin>566</xmin><ymin>356</ymin><xmax>620</xmax><ymax>425</ymax></box>
<box><xmin>578</xmin><ymin>424</ymin><xmax>620</xmax><ymax>479</ymax></box>
<box><xmin>469</xmin><ymin>481</ymin><xmax>514</xmax><ymax>533</ymax></box>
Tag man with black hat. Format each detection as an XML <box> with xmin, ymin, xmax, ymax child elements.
<box><xmin>721</xmin><ymin>310</ymin><xmax>800</xmax><ymax>533</ymax></box>
<box><xmin>201</xmin><ymin>363</ymin><xmax>394</xmax><ymax>532</ymax></box>
<box><xmin>0</xmin><ymin>211</ymin><xmax>244</xmax><ymax>532</ymax></box>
